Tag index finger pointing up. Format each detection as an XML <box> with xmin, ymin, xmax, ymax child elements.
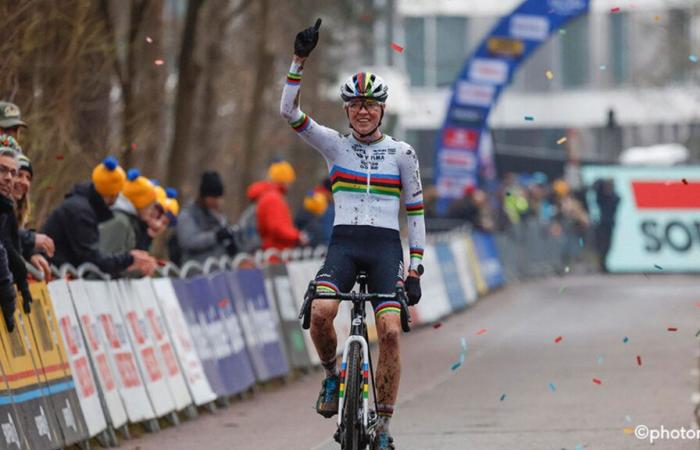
<box><xmin>314</xmin><ymin>18</ymin><xmax>322</xmax><ymax>31</ymax></box>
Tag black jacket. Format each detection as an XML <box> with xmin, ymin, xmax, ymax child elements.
<box><xmin>41</xmin><ymin>182</ymin><xmax>134</xmax><ymax>276</ymax></box>
<box><xmin>0</xmin><ymin>194</ymin><xmax>26</xmax><ymax>321</ymax></box>
<box><xmin>0</xmin><ymin>241</ymin><xmax>15</xmax><ymax>330</ymax></box>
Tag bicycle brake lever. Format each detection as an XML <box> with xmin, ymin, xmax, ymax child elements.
<box><xmin>299</xmin><ymin>281</ymin><xmax>317</xmax><ymax>329</ymax></box>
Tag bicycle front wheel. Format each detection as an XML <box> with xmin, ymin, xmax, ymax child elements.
<box><xmin>342</xmin><ymin>341</ymin><xmax>363</xmax><ymax>450</ymax></box>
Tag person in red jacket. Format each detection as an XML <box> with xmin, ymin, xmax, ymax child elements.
<box><xmin>246</xmin><ymin>160</ymin><xmax>309</xmax><ymax>250</ymax></box>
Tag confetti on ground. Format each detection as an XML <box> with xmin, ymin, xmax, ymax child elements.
<box><xmin>154</xmin><ymin>59</ymin><xmax>165</xmax><ymax>66</ymax></box>
<box><xmin>476</xmin><ymin>328</ymin><xmax>487</xmax><ymax>336</ymax></box>
<box><xmin>524</xmin><ymin>116</ymin><xmax>535</xmax><ymax>121</ymax></box>
<box><xmin>390</xmin><ymin>43</ymin><xmax>404</xmax><ymax>54</ymax></box>
<box><xmin>690</xmin><ymin>55</ymin><xmax>698</xmax><ymax>63</ymax></box>
<box><xmin>549</xmin><ymin>382</ymin><xmax>557</xmax><ymax>392</ymax></box>
<box><xmin>654</xmin><ymin>264</ymin><xmax>663</xmax><ymax>270</ymax></box>
<box><xmin>575</xmin><ymin>445</ymin><xmax>583</xmax><ymax>450</ymax></box>
<box><xmin>545</xmin><ymin>70</ymin><xmax>554</xmax><ymax>80</ymax></box>
<box><xmin>623</xmin><ymin>336</ymin><xmax>629</xmax><ymax>343</ymax></box>
<box><xmin>450</xmin><ymin>338</ymin><xmax>468</xmax><ymax>371</ymax></box>
<box><xmin>557</xmin><ymin>136</ymin><xmax>567</xmax><ymax>145</ymax></box>
<box><xmin>450</xmin><ymin>361</ymin><xmax>462</xmax><ymax>371</ymax></box>
<box><xmin>625</xmin><ymin>415</ymin><xmax>632</xmax><ymax>423</ymax></box>
<box><xmin>555</xmin><ymin>336</ymin><xmax>563</xmax><ymax>343</ymax></box>
<box><xmin>682</xmin><ymin>178</ymin><xmax>688</xmax><ymax>184</ymax></box>
<box><xmin>559</xmin><ymin>286</ymin><xmax>568</xmax><ymax>295</ymax></box>
<box><xmin>592</xmin><ymin>378</ymin><xmax>602</xmax><ymax>385</ymax></box>
<box><xmin>432</xmin><ymin>322</ymin><xmax>442</xmax><ymax>329</ymax></box>
<box><xmin>146</xmin><ymin>36</ymin><xmax>153</xmax><ymax>43</ymax></box>
<box><xmin>636</xmin><ymin>355</ymin><xmax>642</xmax><ymax>366</ymax></box>
<box><xmin>500</xmin><ymin>393</ymin><xmax>506</xmax><ymax>401</ymax></box>
<box><xmin>611</xmin><ymin>7</ymin><xmax>621</xmax><ymax>13</ymax></box>
<box><xmin>597</xmin><ymin>355</ymin><xmax>604</xmax><ymax>365</ymax></box>
<box><xmin>623</xmin><ymin>427</ymin><xmax>634</xmax><ymax>434</ymax></box>
<box><xmin>667</xmin><ymin>327</ymin><xmax>678</xmax><ymax>332</ymax></box>
<box><xmin>56</xmin><ymin>155</ymin><xmax>64</xmax><ymax>161</ymax></box>
<box><xmin>599</xmin><ymin>64</ymin><xmax>607</xmax><ymax>70</ymax></box>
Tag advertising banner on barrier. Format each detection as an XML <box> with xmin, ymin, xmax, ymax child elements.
<box><xmin>471</xmin><ymin>231</ymin><xmax>506</xmax><ymax>289</ymax></box>
<box><xmin>434</xmin><ymin>243</ymin><xmax>469</xmax><ymax>312</ymax></box>
<box><xmin>48</xmin><ymin>280</ymin><xmax>107</xmax><ymax>438</ymax></box>
<box><xmin>150</xmin><ymin>278</ymin><xmax>217</xmax><ymax>406</ymax></box>
<box><xmin>410</xmin><ymin>245</ymin><xmax>452</xmax><ymax>324</ymax></box>
<box><xmin>581</xmin><ymin>165</ymin><xmax>700</xmax><ymax>272</ymax></box>
<box><xmin>78</xmin><ymin>280</ymin><xmax>152</xmax><ymax>424</ymax></box>
<box><xmin>264</xmin><ymin>264</ymin><xmax>311</xmax><ymax>369</ymax></box>
<box><xmin>131</xmin><ymin>279</ymin><xmax>192</xmax><ymax>411</ymax></box>
<box><xmin>114</xmin><ymin>280</ymin><xmax>176</xmax><ymax>418</ymax></box>
<box><xmin>0</xmin><ymin>355</ymin><xmax>26</xmax><ymax>449</ymax></box>
<box><xmin>449</xmin><ymin>238</ymin><xmax>479</xmax><ymax>305</ymax></box>
<box><xmin>24</xmin><ymin>282</ymin><xmax>89</xmax><ymax>446</ymax></box>
<box><xmin>205</xmin><ymin>273</ymin><xmax>257</xmax><ymax>394</ymax></box>
<box><xmin>226</xmin><ymin>269</ymin><xmax>289</xmax><ymax>381</ymax></box>
<box><xmin>170</xmin><ymin>278</ymin><xmax>227</xmax><ymax>397</ymax></box>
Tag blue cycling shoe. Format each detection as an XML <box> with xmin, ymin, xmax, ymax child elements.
<box><xmin>315</xmin><ymin>375</ymin><xmax>339</xmax><ymax>418</ymax></box>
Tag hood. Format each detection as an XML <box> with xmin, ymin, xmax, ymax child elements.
<box><xmin>246</xmin><ymin>180</ymin><xmax>284</xmax><ymax>201</ymax></box>
<box><xmin>67</xmin><ymin>182</ymin><xmax>113</xmax><ymax>223</ymax></box>
<box><xmin>111</xmin><ymin>193</ymin><xmax>138</xmax><ymax>217</ymax></box>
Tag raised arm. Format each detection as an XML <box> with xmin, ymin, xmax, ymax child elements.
<box><xmin>280</xmin><ymin>19</ymin><xmax>343</xmax><ymax>159</ymax></box>
<box><xmin>398</xmin><ymin>145</ymin><xmax>426</xmax><ymax>273</ymax></box>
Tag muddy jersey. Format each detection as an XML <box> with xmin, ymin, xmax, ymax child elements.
<box><xmin>280</xmin><ymin>59</ymin><xmax>425</xmax><ymax>270</ymax></box>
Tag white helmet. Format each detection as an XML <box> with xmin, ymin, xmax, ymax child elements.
<box><xmin>340</xmin><ymin>72</ymin><xmax>389</xmax><ymax>103</ymax></box>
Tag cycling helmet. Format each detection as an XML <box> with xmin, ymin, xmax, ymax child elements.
<box><xmin>340</xmin><ymin>72</ymin><xmax>389</xmax><ymax>103</ymax></box>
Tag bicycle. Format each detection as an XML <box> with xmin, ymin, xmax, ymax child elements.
<box><xmin>299</xmin><ymin>271</ymin><xmax>412</xmax><ymax>449</ymax></box>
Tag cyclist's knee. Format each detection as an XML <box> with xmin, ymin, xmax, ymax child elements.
<box><xmin>310</xmin><ymin>300</ymin><xmax>338</xmax><ymax>329</ymax></box>
<box><xmin>378</xmin><ymin>321</ymin><xmax>401</xmax><ymax>347</ymax></box>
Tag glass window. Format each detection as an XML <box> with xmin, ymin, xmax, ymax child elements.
<box><xmin>610</xmin><ymin>13</ymin><xmax>628</xmax><ymax>85</ymax></box>
<box><xmin>561</xmin><ymin>16</ymin><xmax>590</xmax><ymax>88</ymax></box>
<box><xmin>436</xmin><ymin>16</ymin><xmax>467</xmax><ymax>87</ymax></box>
<box><xmin>404</xmin><ymin>17</ymin><xmax>426</xmax><ymax>86</ymax></box>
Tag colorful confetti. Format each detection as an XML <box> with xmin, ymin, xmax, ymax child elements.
<box><xmin>218</xmin><ymin>299</ymin><xmax>229</xmax><ymax>308</ymax></box>
<box><xmin>476</xmin><ymin>328</ymin><xmax>487</xmax><ymax>336</ymax></box>
<box><xmin>623</xmin><ymin>336</ymin><xmax>629</xmax><ymax>343</ymax></box>
<box><xmin>548</xmin><ymin>382</ymin><xmax>557</xmax><ymax>392</ymax></box>
<box><xmin>432</xmin><ymin>322</ymin><xmax>442</xmax><ymax>329</ymax></box>
<box><xmin>611</xmin><ymin>7</ymin><xmax>621</xmax><ymax>13</ymax></box>
<box><xmin>575</xmin><ymin>445</ymin><xmax>583</xmax><ymax>450</ymax></box>
<box><xmin>554</xmin><ymin>336</ymin><xmax>563</xmax><ymax>343</ymax></box>
<box><xmin>500</xmin><ymin>393</ymin><xmax>506</xmax><ymax>401</ymax></box>
<box><xmin>636</xmin><ymin>355</ymin><xmax>642</xmax><ymax>366</ymax></box>
<box><xmin>154</xmin><ymin>59</ymin><xmax>165</xmax><ymax>66</ymax></box>
<box><xmin>654</xmin><ymin>264</ymin><xmax>663</xmax><ymax>270</ymax></box>
<box><xmin>56</xmin><ymin>155</ymin><xmax>64</xmax><ymax>161</ymax></box>
<box><xmin>390</xmin><ymin>43</ymin><xmax>404</xmax><ymax>54</ymax></box>
<box><xmin>524</xmin><ymin>116</ymin><xmax>535</xmax><ymax>121</ymax></box>
<box><xmin>556</xmin><ymin>136</ymin><xmax>567</xmax><ymax>145</ymax></box>
<box><xmin>624</xmin><ymin>415</ymin><xmax>632</xmax><ymax>423</ymax></box>
<box><xmin>667</xmin><ymin>327</ymin><xmax>677</xmax><ymax>332</ymax></box>
<box><xmin>597</xmin><ymin>355</ymin><xmax>604</xmax><ymax>365</ymax></box>
<box><xmin>146</xmin><ymin>36</ymin><xmax>153</xmax><ymax>44</ymax></box>
<box><xmin>545</xmin><ymin>70</ymin><xmax>554</xmax><ymax>80</ymax></box>
<box><xmin>682</xmin><ymin>178</ymin><xmax>688</xmax><ymax>185</ymax></box>
<box><xmin>592</xmin><ymin>378</ymin><xmax>602</xmax><ymax>385</ymax></box>
<box><xmin>690</xmin><ymin>55</ymin><xmax>698</xmax><ymax>63</ymax></box>
<box><xmin>451</xmin><ymin>338</ymin><xmax>468</xmax><ymax>370</ymax></box>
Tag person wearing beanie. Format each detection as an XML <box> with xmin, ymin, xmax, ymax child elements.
<box><xmin>99</xmin><ymin>169</ymin><xmax>163</xmax><ymax>255</ymax></box>
<box><xmin>41</xmin><ymin>157</ymin><xmax>156</xmax><ymax>277</ymax></box>
<box><xmin>246</xmin><ymin>160</ymin><xmax>308</xmax><ymax>251</ymax></box>
<box><xmin>0</xmin><ymin>147</ymin><xmax>23</xmax><ymax>331</ymax></box>
<box><xmin>294</xmin><ymin>189</ymin><xmax>329</xmax><ymax>247</ymax></box>
<box><xmin>175</xmin><ymin>171</ymin><xmax>237</xmax><ymax>264</ymax></box>
<box><xmin>11</xmin><ymin>153</ymin><xmax>54</xmax><ymax>282</ymax></box>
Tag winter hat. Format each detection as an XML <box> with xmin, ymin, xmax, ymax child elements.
<box><xmin>199</xmin><ymin>171</ymin><xmax>224</xmax><ymax>197</ymax></box>
<box><xmin>268</xmin><ymin>160</ymin><xmax>296</xmax><ymax>185</ymax></box>
<box><xmin>303</xmin><ymin>191</ymin><xmax>328</xmax><ymax>216</ymax></box>
<box><xmin>154</xmin><ymin>184</ymin><xmax>167</xmax><ymax>204</ymax></box>
<box><xmin>0</xmin><ymin>134</ymin><xmax>22</xmax><ymax>154</ymax></box>
<box><xmin>123</xmin><ymin>169</ymin><xmax>157</xmax><ymax>209</ymax></box>
<box><xmin>92</xmin><ymin>157</ymin><xmax>126</xmax><ymax>197</ymax></box>
<box><xmin>17</xmin><ymin>154</ymin><xmax>32</xmax><ymax>177</ymax></box>
<box><xmin>553</xmin><ymin>179</ymin><xmax>570</xmax><ymax>197</ymax></box>
<box><xmin>163</xmin><ymin>188</ymin><xmax>180</xmax><ymax>217</ymax></box>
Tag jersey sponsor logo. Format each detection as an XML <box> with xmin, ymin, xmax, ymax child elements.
<box><xmin>469</xmin><ymin>58</ymin><xmax>509</xmax><ymax>85</ymax></box>
<box><xmin>509</xmin><ymin>14</ymin><xmax>550</xmax><ymax>41</ymax></box>
<box><xmin>442</xmin><ymin>127</ymin><xmax>479</xmax><ymax>151</ymax></box>
<box><xmin>455</xmin><ymin>81</ymin><xmax>495</xmax><ymax>107</ymax></box>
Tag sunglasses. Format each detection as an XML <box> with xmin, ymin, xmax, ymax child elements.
<box><xmin>346</xmin><ymin>99</ymin><xmax>383</xmax><ymax>112</ymax></box>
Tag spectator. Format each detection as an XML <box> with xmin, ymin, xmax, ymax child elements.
<box><xmin>448</xmin><ymin>185</ymin><xmax>479</xmax><ymax>226</ymax></box>
<box><xmin>99</xmin><ymin>169</ymin><xmax>160</xmax><ymax>254</ymax></box>
<box><xmin>594</xmin><ymin>178</ymin><xmax>620</xmax><ymax>272</ymax></box>
<box><xmin>0</xmin><ymin>240</ymin><xmax>15</xmax><ymax>331</ymax></box>
<box><xmin>0</xmin><ymin>148</ymin><xmax>31</xmax><ymax>321</ymax></box>
<box><xmin>0</xmin><ymin>101</ymin><xmax>27</xmax><ymax>142</ymax></box>
<box><xmin>551</xmin><ymin>179</ymin><xmax>589</xmax><ymax>267</ymax></box>
<box><xmin>295</xmin><ymin>187</ymin><xmax>329</xmax><ymax>247</ymax></box>
<box><xmin>176</xmin><ymin>171</ymin><xmax>237</xmax><ymax>264</ymax></box>
<box><xmin>246</xmin><ymin>160</ymin><xmax>308</xmax><ymax>251</ymax></box>
<box><xmin>12</xmin><ymin>154</ymin><xmax>53</xmax><ymax>281</ymax></box>
<box><xmin>41</xmin><ymin>157</ymin><xmax>156</xmax><ymax>277</ymax></box>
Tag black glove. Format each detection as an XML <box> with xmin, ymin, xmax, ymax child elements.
<box><xmin>294</xmin><ymin>18</ymin><xmax>322</xmax><ymax>57</ymax></box>
<box><xmin>216</xmin><ymin>226</ymin><xmax>234</xmax><ymax>243</ymax></box>
<box><xmin>0</xmin><ymin>284</ymin><xmax>15</xmax><ymax>332</ymax></box>
<box><xmin>19</xmin><ymin>285</ymin><xmax>32</xmax><ymax>314</ymax></box>
<box><xmin>405</xmin><ymin>276</ymin><xmax>421</xmax><ymax>306</ymax></box>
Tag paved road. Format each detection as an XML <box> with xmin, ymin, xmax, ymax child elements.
<box><xmin>131</xmin><ymin>275</ymin><xmax>700</xmax><ymax>450</ymax></box>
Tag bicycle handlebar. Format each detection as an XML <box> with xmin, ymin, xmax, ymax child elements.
<box><xmin>298</xmin><ymin>281</ymin><xmax>412</xmax><ymax>332</ymax></box>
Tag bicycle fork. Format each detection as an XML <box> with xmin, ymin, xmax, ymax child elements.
<box><xmin>337</xmin><ymin>335</ymin><xmax>370</xmax><ymax>429</ymax></box>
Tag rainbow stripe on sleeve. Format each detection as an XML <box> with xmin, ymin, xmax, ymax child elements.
<box><xmin>287</xmin><ymin>72</ymin><xmax>302</xmax><ymax>85</ymax></box>
<box><xmin>410</xmin><ymin>247</ymin><xmax>424</xmax><ymax>260</ymax></box>
<box><xmin>406</xmin><ymin>201</ymin><xmax>424</xmax><ymax>216</ymax></box>
<box><xmin>290</xmin><ymin>113</ymin><xmax>310</xmax><ymax>133</ymax></box>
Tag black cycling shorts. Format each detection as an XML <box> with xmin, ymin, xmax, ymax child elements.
<box><xmin>315</xmin><ymin>225</ymin><xmax>404</xmax><ymax>317</ymax></box>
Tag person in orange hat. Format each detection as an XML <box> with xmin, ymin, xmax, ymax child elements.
<box><xmin>41</xmin><ymin>157</ymin><xmax>156</xmax><ymax>276</ymax></box>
